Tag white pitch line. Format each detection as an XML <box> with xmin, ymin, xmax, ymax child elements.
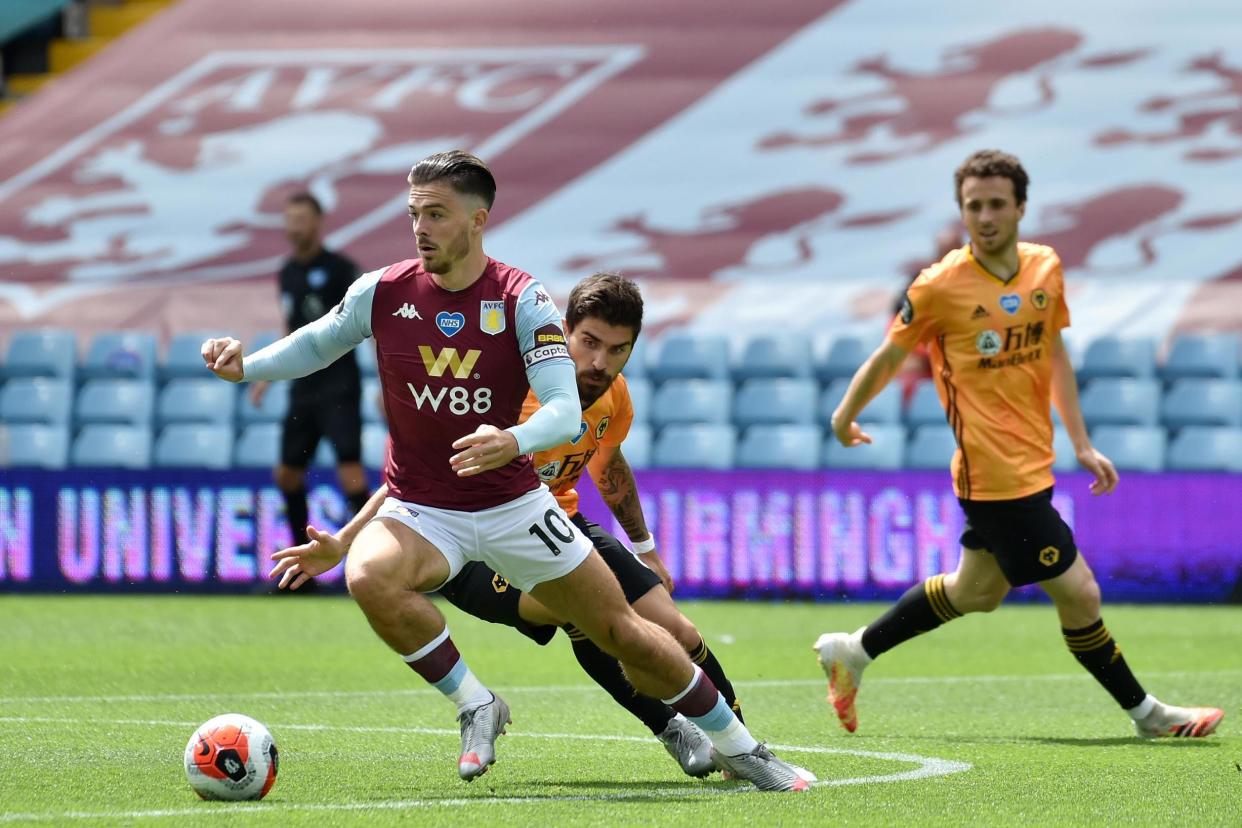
<box><xmin>1</xmin><ymin>668</ymin><xmax>1236</xmax><ymax>706</ymax></box>
<box><xmin>0</xmin><ymin>715</ymin><xmax>971</xmax><ymax>823</ymax></box>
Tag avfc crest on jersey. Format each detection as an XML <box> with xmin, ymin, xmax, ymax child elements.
<box><xmin>480</xmin><ymin>300</ymin><xmax>506</xmax><ymax>335</ymax></box>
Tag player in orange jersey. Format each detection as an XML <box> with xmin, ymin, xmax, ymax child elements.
<box><xmin>273</xmin><ymin>273</ymin><xmax>767</xmax><ymax>782</ymax></box>
<box><xmin>813</xmin><ymin>149</ymin><xmax>1223</xmax><ymax>740</ymax></box>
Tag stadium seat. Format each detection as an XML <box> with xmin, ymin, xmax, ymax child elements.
<box><xmin>1079</xmin><ymin>378</ymin><xmax>1160</xmax><ymax>427</ymax></box>
<box><xmin>237</xmin><ymin>381</ymin><xmax>290</xmax><ymax>423</ymax></box>
<box><xmin>80</xmin><ymin>331</ymin><xmax>158</xmax><ymax>381</ymax></box>
<box><xmin>355</xmin><ymin>338</ymin><xmax>379</xmax><ymax>377</ymax></box>
<box><xmin>822</xmin><ymin>424</ymin><xmax>906</xmax><ymax>470</ymax></box>
<box><xmin>1161</xmin><ymin>379</ymin><xmax>1242</xmax><ymax>429</ymax></box>
<box><xmin>154</xmin><ymin>424</ymin><xmax>233</xmax><ymax>469</ymax></box>
<box><xmin>733</xmin><ymin>333</ymin><xmax>813</xmax><ymax>381</ymax></box>
<box><xmin>0</xmin><ymin>378</ymin><xmax>72</xmax><ymax>424</ymax></box>
<box><xmin>647</xmin><ymin>330</ymin><xmax>729</xmax><ymax>382</ymax></box>
<box><xmin>71</xmin><ymin>425</ymin><xmax>152</xmax><ymax>468</ymax></box>
<box><xmin>157</xmin><ymin>379</ymin><xmax>236</xmax><ymax>425</ymax></box>
<box><xmin>362</xmin><ymin>423</ymin><xmax>389</xmax><ymax>470</ymax></box>
<box><xmin>814</xmin><ymin>335</ymin><xmax>879</xmax><ymax>382</ymax></box>
<box><xmin>3</xmin><ymin>329</ymin><xmax>75</xmax><ymax>380</ymax></box>
<box><xmin>162</xmin><ymin>331</ymin><xmax>225</xmax><ymax>381</ymax></box>
<box><xmin>820</xmin><ymin>380</ymin><xmax>902</xmax><ymax>424</ymax></box>
<box><xmin>733</xmin><ymin>379</ymin><xmax>817</xmax><ymax>426</ymax></box>
<box><xmin>905</xmin><ymin>424</ymin><xmax>958</xmax><ymax>469</ymax></box>
<box><xmin>652</xmin><ymin>424</ymin><xmax>736</xmax><ymax>469</ymax></box>
<box><xmin>234</xmin><ymin>423</ymin><xmax>281</xmax><ymax>468</ymax></box>
<box><xmin>313</xmin><ymin>440</ymin><xmax>337</xmax><ymax>468</ymax></box>
<box><xmin>1161</xmin><ymin>333</ymin><xmax>1240</xmax><ymax>380</ymax></box>
<box><xmin>1052</xmin><ymin>427</ymin><xmax>1078</xmax><ymax>472</ymax></box>
<box><xmin>1166</xmin><ymin>426</ymin><xmax>1242</xmax><ymax>472</ymax></box>
<box><xmin>651</xmin><ymin>379</ymin><xmax>732</xmax><ymax>426</ymax></box>
<box><xmin>737</xmin><ymin>424</ymin><xmax>823</xmax><ymax>470</ymax></box>
<box><xmin>622</xmin><ymin>422</ymin><xmax>652</xmax><ymax>469</ymax></box>
<box><xmin>905</xmin><ymin>380</ymin><xmax>947</xmax><ymax>426</ymax></box>
<box><xmin>75</xmin><ymin>379</ymin><xmax>155</xmax><ymax>426</ymax></box>
<box><xmin>1089</xmin><ymin>426</ymin><xmax>1166</xmax><ymax>472</ymax></box>
<box><xmin>1077</xmin><ymin>336</ymin><xmax>1156</xmax><ymax>382</ymax></box>
<box><xmin>0</xmin><ymin>424</ymin><xmax>69</xmax><ymax>469</ymax></box>
<box><xmin>626</xmin><ymin>377</ymin><xmax>653</xmax><ymax>424</ymax></box>
<box><xmin>362</xmin><ymin>377</ymin><xmax>386</xmax><ymax>424</ymax></box>
<box><xmin>622</xmin><ymin>336</ymin><xmax>649</xmax><ymax>379</ymax></box>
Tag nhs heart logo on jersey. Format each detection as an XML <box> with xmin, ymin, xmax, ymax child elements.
<box><xmin>436</xmin><ymin>311</ymin><xmax>465</xmax><ymax>337</ymax></box>
<box><xmin>571</xmin><ymin>421</ymin><xmax>588</xmax><ymax>444</ymax></box>
<box><xmin>999</xmin><ymin>294</ymin><xmax>1021</xmax><ymax>315</ymax></box>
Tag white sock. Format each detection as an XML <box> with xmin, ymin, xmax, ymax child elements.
<box><xmin>1126</xmin><ymin>694</ymin><xmax>1157</xmax><ymax>720</ymax></box>
<box><xmin>663</xmin><ymin>667</ymin><xmax>759</xmax><ymax>756</ymax></box>
<box><xmin>402</xmin><ymin>628</ymin><xmax>494</xmax><ymax>714</ymax></box>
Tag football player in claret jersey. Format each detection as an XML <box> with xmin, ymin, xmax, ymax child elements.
<box><xmin>278</xmin><ymin>273</ymin><xmax>746</xmax><ymax>779</ymax></box>
<box><xmin>814</xmin><ymin>149</ymin><xmax>1223</xmax><ymax>739</ymax></box>
<box><xmin>202</xmin><ymin>151</ymin><xmax>810</xmax><ymax>790</ymax></box>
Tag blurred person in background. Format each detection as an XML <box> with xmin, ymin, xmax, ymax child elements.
<box><xmin>249</xmin><ymin>192</ymin><xmax>370</xmax><ymax>590</ymax></box>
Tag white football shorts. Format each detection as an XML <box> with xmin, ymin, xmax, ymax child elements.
<box><xmin>372</xmin><ymin>484</ymin><xmax>594</xmax><ymax>592</ymax></box>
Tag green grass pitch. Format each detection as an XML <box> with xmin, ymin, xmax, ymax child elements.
<box><xmin>1</xmin><ymin>596</ymin><xmax>1238</xmax><ymax>825</ymax></box>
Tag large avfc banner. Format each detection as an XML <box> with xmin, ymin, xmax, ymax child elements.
<box><xmin>1</xmin><ymin>469</ymin><xmax>1238</xmax><ymax>602</ymax></box>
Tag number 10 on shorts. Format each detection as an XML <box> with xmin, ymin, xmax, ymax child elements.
<box><xmin>528</xmin><ymin>508</ymin><xmax>576</xmax><ymax>556</ymax></box>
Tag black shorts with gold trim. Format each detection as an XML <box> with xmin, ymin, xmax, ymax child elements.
<box><xmin>958</xmin><ymin>487</ymin><xmax>1078</xmax><ymax>587</ymax></box>
<box><xmin>434</xmin><ymin>513</ymin><xmax>662</xmax><ymax>646</ymax></box>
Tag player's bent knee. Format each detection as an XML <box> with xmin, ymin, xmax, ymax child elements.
<box><xmin>665</xmin><ymin>614</ymin><xmax>702</xmax><ymax>652</ymax></box>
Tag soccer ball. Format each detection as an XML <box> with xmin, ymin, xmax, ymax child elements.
<box><xmin>184</xmin><ymin>714</ymin><xmax>279</xmax><ymax>801</ymax></box>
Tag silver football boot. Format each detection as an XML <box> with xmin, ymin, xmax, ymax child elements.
<box><xmin>456</xmin><ymin>693</ymin><xmax>511</xmax><ymax>781</ymax></box>
<box><xmin>657</xmin><ymin>715</ymin><xmax>716</xmax><ymax>778</ymax></box>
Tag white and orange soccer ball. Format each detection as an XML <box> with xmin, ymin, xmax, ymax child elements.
<box><xmin>183</xmin><ymin>714</ymin><xmax>278</xmax><ymax>801</ymax></box>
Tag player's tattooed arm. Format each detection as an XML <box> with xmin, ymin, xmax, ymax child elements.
<box><xmin>590</xmin><ymin>447</ymin><xmax>649</xmax><ymax>543</ymax></box>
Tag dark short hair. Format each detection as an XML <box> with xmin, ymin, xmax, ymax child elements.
<box><xmin>565</xmin><ymin>272</ymin><xmax>644</xmax><ymax>342</ymax></box>
<box><xmin>286</xmin><ymin>191</ymin><xmax>323</xmax><ymax>215</ymax></box>
<box><xmin>408</xmin><ymin>150</ymin><xmax>497</xmax><ymax>209</ymax></box>
<box><xmin>954</xmin><ymin>149</ymin><xmax>1029</xmax><ymax>206</ymax></box>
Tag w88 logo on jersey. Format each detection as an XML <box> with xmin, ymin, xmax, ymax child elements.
<box><xmin>405</xmin><ymin>383</ymin><xmax>493</xmax><ymax>414</ymax></box>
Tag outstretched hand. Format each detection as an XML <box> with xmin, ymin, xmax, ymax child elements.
<box><xmin>201</xmin><ymin>337</ymin><xmax>245</xmax><ymax>383</ymax></box>
<box><xmin>268</xmin><ymin>525</ymin><xmax>347</xmax><ymax>590</ymax></box>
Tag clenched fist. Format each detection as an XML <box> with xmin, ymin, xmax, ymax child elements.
<box><xmin>201</xmin><ymin>337</ymin><xmax>245</xmax><ymax>382</ymax></box>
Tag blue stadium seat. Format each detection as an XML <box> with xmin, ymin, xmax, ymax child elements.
<box><xmin>154</xmin><ymin>424</ymin><xmax>233</xmax><ymax>469</ymax></box>
<box><xmin>355</xmin><ymin>338</ymin><xmax>379</xmax><ymax>377</ymax></box>
<box><xmin>733</xmin><ymin>333</ymin><xmax>813</xmax><ymax>381</ymax></box>
<box><xmin>1077</xmin><ymin>336</ymin><xmax>1156</xmax><ymax>382</ymax></box>
<box><xmin>905</xmin><ymin>424</ymin><xmax>958</xmax><ymax>469</ymax></box>
<box><xmin>1161</xmin><ymin>334</ymin><xmax>1239</xmax><ymax>381</ymax></box>
<box><xmin>71</xmin><ymin>424</ymin><xmax>152</xmax><ymax>468</ymax></box>
<box><xmin>651</xmin><ymin>380</ymin><xmax>731</xmax><ymax>426</ymax></box>
<box><xmin>737</xmin><ymin>424</ymin><xmax>823</xmax><ymax>470</ymax></box>
<box><xmin>80</xmin><ymin>332</ymin><xmax>158</xmax><ymax>381</ymax></box>
<box><xmin>234</xmin><ymin>423</ymin><xmax>281</xmax><ymax>468</ymax></box>
<box><xmin>815</xmin><ymin>336</ymin><xmax>879</xmax><ymax>382</ymax></box>
<box><xmin>822</xmin><ymin>424</ymin><xmax>906</xmax><ymax>470</ymax></box>
<box><xmin>622</xmin><ymin>422</ymin><xmax>652</xmax><ymax>469</ymax></box>
<box><xmin>4</xmin><ymin>329</ymin><xmax>75</xmax><ymax>380</ymax></box>
<box><xmin>1052</xmin><ymin>427</ymin><xmax>1078</xmax><ymax>472</ymax></box>
<box><xmin>647</xmin><ymin>330</ymin><xmax>729</xmax><ymax>382</ymax></box>
<box><xmin>313</xmin><ymin>440</ymin><xmax>337</xmax><ymax>468</ymax></box>
<box><xmin>237</xmin><ymin>381</ymin><xmax>289</xmax><ymax>423</ymax></box>
<box><xmin>905</xmin><ymin>380</ymin><xmax>946</xmax><ymax>427</ymax></box>
<box><xmin>820</xmin><ymin>380</ymin><xmax>902</xmax><ymax>425</ymax></box>
<box><xmin>0</xmin><ymin>424</ymin><xmax>69</xmax><ymax>468</ymax></box>
<box><xmin>157</xmin><ymin>379</ymin><xmax>236</xmax><ymax>425</ymax></box>
<box><xmin>1166</xmin><ymin>426</ymin><xmax>1242</xmax><ymax>472</ymax></box>
<box><xmin>622</xmin><ymin>336</ymin><xmax>649</xmax><ymax>379</ymax></box>
<box><xmin>0</xmin><ymin>378</ymin><xmax>72</xmax><ymax>424</ymax></box>
<box><xmin>1089</xmin><ymin>425</ymin><xmax>1166</xmax><ymax>472</ymax></box>
<box><xmin>362</xmin><ymin>423</ymin><xmax>389</xmax><ymax>471</ymax></box>
<box><xmin>626</xmin><ymin>377</ymin><xmax>652</xmax><ymax>424</ymax></box>
<box><xmin>733</xmin><ymin>379</ymin><xmax>817</xmax><ymax>426</ymax></box>
<box><xmin>362</xmin><ymin>377</ymin><xmax>386</xmax><ymax>424</ymax></box>
<box><xmin>76</xmin><ymin>379</ymin><xmax>155</xmax><ymax>426</ymax></box>
<box><xmin>653</xmin><ymin>424</ymin><xmax>736</xmax><ymax>469</ymax></box>
<box><xmin>1080</xmin><ymin>378</ymin><xmax>1160</xmax><ymax>427</ymax></box>
<box><xmin>1161</xmin><ymin>379</ymin><xmax>1242</xmax><ymax>429</ymax></box>
<box><xmin>162</xmin><ymin>331</ymin><xmax>225</xmax><ymax>381</ymax></box>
